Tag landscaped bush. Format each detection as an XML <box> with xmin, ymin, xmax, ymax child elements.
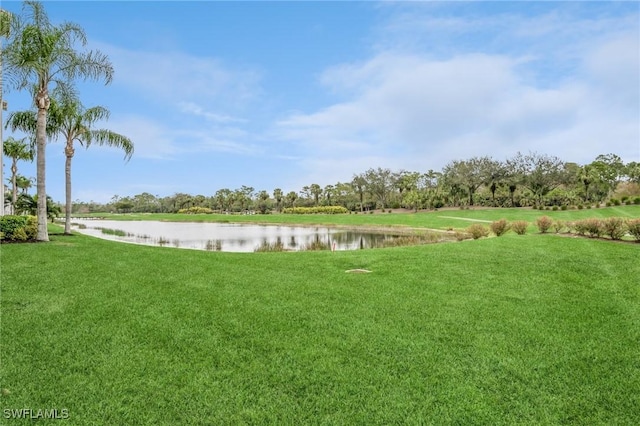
<box><xmin>634</xmin><ymin>197</ymin><xmax>640</xmax><ymax>205</ymax></box>
<box><xmin>535</xmin><ymin>216</ymin><xmax>553</xmax><ymax>233</ymax></box>
<box><xmin>574</xmin><ymin>218</ymin><xmax>603</xmax><ymax>238</ymax></box>
<box><xmin>602</xmin><ymin>217</ymin><xmax>626</xmax><ymax>240</ymax></box>
<box><xmin>282</xmin><ymin>206</ymin><xmax>349</xmax><ymax>214</ymax></box>
<box><xmin>553</xmin><ymin>220</ymin><xmax>565</xmax><ymax>234</ymax></box>
<box><xmin>454</xmin><ymin>231</ymin><xmax>472</xmax><ymax>241</ymax></box>
<box><xmin>490</xmin><ymin>219</ymin><xmax>510</xmax><ymax>237</ymax></box>
<box><xmin>177</xmin><ymin>206</ymin><xmax>213</xmax><ymax>214</ymax></box>
<box><xmin>467</xmin><ymin>223</ymin><xmax>489</xmax><ymax>240</ymax></box>
<box><xmin>511</xmin><ymin>221</ymin><xmax>529</xmax><ymax>235</ymax></box>
<box><xmin>561</xmin><ymin>205</ymin><xmax>568</xmax><ymax>211</ymax></box>
<box><xmin>0</xmin><ymin>215</ymin><xmax>37</xmax><ymax>242</ymax></box>
<box><xmin>627</xmin><ymin>219</ymin><xmax>640</xmax><ymax>242</ymax></box>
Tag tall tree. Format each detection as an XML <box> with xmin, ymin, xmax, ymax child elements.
<box><xmin>286</xmin><ymin>191</ymin><xmax>298</xmax><ymax>208</ymax></box>
<box><xmin>442</xmin><ymin>156</ymin><xmax>493</xmax><ymax>206</ymax></box>
<box><xmin>351</xmin><ymin>174</ymin><xmax>367</xmax><ymax>212</ymax></box>
<box><xmin>2</xmin><ymin>136</ymin><xmax>33</xmax><ymax>210</ymax></box>
<box><xmin>510</xmin><ymin>152</ymin><xmax>567</xmax><ymax>207</ymax></box>
<box><xmin>49</xmin><ymin>94</ymin><xmax>133</xmax><ymax>234</ymax></box>
<box><xmin>363</xmin><ymin>167</ymin><xmax>394</xmax><ymax>209</ymax></box>
<box><xmin>309</xmin><ymin>183</ymin><xmax>322</xmax><ymax>206</ymax></box>
<box><xmin>273</xmin><ymin>188</ymin><xmax>283</xmax><ymax>212</ymax></box>
<box><xmin>2</xmin><ymin>0</ymin><xmax>113</xmax><ymax>240</ymax></box>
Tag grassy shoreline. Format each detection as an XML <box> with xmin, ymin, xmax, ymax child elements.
<box><xmin>1</xmin><ymin>211</ymin><xmax>639</xmax><ymax>424</ymax></box>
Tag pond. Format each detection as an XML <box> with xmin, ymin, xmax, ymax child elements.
<box><xmin>70</xmin><ymin>219</ymin><xmax>425</xmax><ymax>252</ymax></box>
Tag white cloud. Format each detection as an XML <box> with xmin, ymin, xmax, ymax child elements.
<box><xmin>177</xmin><ymin>102</ymin><xmax>247</xmax><ymax>124</ymax></box>
<box><xmin>275</xmin><ymin>38</ymin><xmax>639</xmax><ymax>186</ymax></box>
<box><xmin>96</xmin><ymin>42</ymin><xmax>262</xmax><ymax>108</ymax></box>
<box><xmin>105</xmin><ymin>115</ymin><xmax>178</xmax><ymax>160</ymax></box>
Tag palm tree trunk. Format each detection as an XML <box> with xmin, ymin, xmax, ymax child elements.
<box><xmin>35</xmin><ymin>89</ymin><xmax>50</xmax><ymax>242</ymax></box>
<box><xmin>64</xmin><ymin>142</ymin><xmax>74</xmax><ymax>234</ymax></box>
<box><xmin>11</xmin><ymin>160</ymin><xmax>18</xmax><ymax>208</ymax></box>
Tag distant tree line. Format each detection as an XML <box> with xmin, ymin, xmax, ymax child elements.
<box><xmin>71</xmin><ymin>152</ymin><xmax>640</xmax><ymax>214</ymax></box>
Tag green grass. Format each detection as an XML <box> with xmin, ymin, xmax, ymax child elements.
<box><xmin>1</xmin><ymin>216</ymin><xmax>639</xmax><ymax>424</ymax></box>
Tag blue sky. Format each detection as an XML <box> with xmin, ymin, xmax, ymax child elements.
<box><xmin>2</xmin><ymin>1</ymin><xmax>639</xmax><ymax>203</ymax></box>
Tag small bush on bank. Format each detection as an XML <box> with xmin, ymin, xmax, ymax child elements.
<box><xmin>580</xmin><ymin>218</ymin><xmax>603</xmax><ymax>238</ymax></box>
<box><xmin>535</xmin><ymin>216</ymin><xmax>553</xmax><ymax>234</ymax></box>
<box><xmin>467</xmin><ymin>223</ymin><xmax>489</xmax><ymax>240</ymax></box>
<box><xmin>553</xmin><ymin>220</ymin><xmax>565</xmax><ymax>234</ymax></box>
<box><xmin>490</xmin><ymin>219</ymin><xmax>510</xmax><ymax>237</ymax></box>
<box><xmin>602</xmin><ymin>217</ymin><xmax>626</xmax><ymax>240</ymax></box>
<box><xmin>511</xmin><ymin>221</ymin><xmax>529</xmax><ymax>235</ymax></box>
<box><xmin>0</xmin><ymin>215</ymin><xmax>37</xmax><ymax>242</ymax></box>
<box><xmin>626</xmin><ymin>219</ymin><xmax>640</xmax><ymax>242</ymax></box>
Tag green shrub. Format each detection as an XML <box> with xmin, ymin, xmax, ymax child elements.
<box><xmin>552</xmin><ymin>206</ymin><xmax>558</xmax><ymax>211</ymax></box>
<box><xmin>467</xmin><ymin>224</ymin><xmax>489</xmax><ymax>240</ymax></box>
<box><xmin>490</xmin><ymin>219</ymin><xmax>510</xmax><ymax>237</ymax></box>
<box><xmin>0</xmin><ymin>215</ymin><xmax>37</xmax><ymax>242</ymax></box>
<box><xmin>625</xmin><ymin>200</ymin><xmax>632</xmax><ymax>205</ymax></box>
<box><xmin>611</xmin><ymin>198</ymin><xmax>621</xmax><ymax>206</ymax></box>
<box><xmin>575</xmin><ymin>218</ymin><xmax>603</xmax><ymax>238</ymax></box>
<box><xmin>627</xmin><ymin>219</ymin><xmax>640</xmax><ymax>242</ymax></box>
<box><xmin>577</xmin><ymin>204</ymin><xmax>583</xmax><ymax>210</ymax></box>
<box><xmin>553</xmin><ymin>220</ymin><xmax>565</xmax><ymax>234</ymax></box>
<box><xmin>177</xmin><ymin>206</ymin><xmax>214</xmax><ymax>214</ymax></box>
<box><xmin>602</xmin><ymin>217</ymin><xmax>626</xmax><ymax>240</ymax></box>
<box><xmin>511</xmin><ymin>221</ymin><xmax>529</xmax><ymax>235</ymax></box>
<box><xmin>561</xmin><ymin>205</ymin><xmax>568</xmax><ymax>211</ymax></box>
<box><xmin>535</xmin><ymin>216</ymin><xmax>553</xmax><ymax>234</ymax></box>
<box><xmin>454</xmin><ymin>231</ymin><xmax>472</xmax><ymax>241</ymax></box>
<box><xmin>606</xmin><ymin>202</ymin><xmax>612</xmax><ymax>207</ymax></box>
<box><xmin>634</xmin><ymin>197</ymin><xmax>640</xmax><ymax>205</ymax></box>
<box><xmin>282</xmin><ymin>206</ymin><xmax>349</xmax><ymax>215</ymax></box>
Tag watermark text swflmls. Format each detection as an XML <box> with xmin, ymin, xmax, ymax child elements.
<box><xmin>3</xmin><ymin>408</ymin><xmax>69</xmax><ymax>420</ymax></box>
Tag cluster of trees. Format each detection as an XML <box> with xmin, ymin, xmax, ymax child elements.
<box><xmin>1</xmin><ymin>1</ymin><xmax>133</xmax><ymax>241</ymax></box>
<box><xmin>71</xmin><ymin>152</ymin><xmax>639</xmax><ymax>215</ymax></box>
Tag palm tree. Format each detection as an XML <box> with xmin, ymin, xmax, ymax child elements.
<box><xmin>15</xmin><ymin>174</ymin><xmax>34</xmax><ymax>194</ymax></box>
<box><xmin>1</xmin><ymin>8</ymin><xmax>13</xmax><ymax>216</ymax></box>
<box><xmin>2</xmin><ymin>136</ymin><xmax>33</xmax><ymax>211</ymax></box>
<box><xmin>51</xmin><ymin>94</ymin><xmax>132</xmax><ymax>234</ymax></box>
<box><xmin>273</xmin><ymin>188</ymin><xmax>283</xmax><ymax>213</ymax></box>
<box><xmin>2</xmin><ymin>0</ymin><xmax>113</xmax><ymax>241</ymax></box>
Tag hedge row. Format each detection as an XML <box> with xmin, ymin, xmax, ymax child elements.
<box><xmin>0</xmin><ymin>215</ymin><xmax>38</xmax><ymax>242</ymax></box>
<box><xmin>177</xmin><ymin>207</ymin><xmax>214</xmax><ymax>214</ymax></box>
<box><xmin>282</xmin><ymin>206</ymin><xmax>349</xmax><ymax>215</ymax></box>
<box><xmin>466</xmin><ymin>216</ymin><xmax>640</xmax><ymax>242</ymax></box>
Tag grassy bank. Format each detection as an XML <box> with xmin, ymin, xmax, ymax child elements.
<box><xmin>1</xmin><ymin>220</ymin><xmax>639</xmax><ymax>424</ymax></box>
<box><xmin>78</xmin><ymin>205</ymin><xmax>640</xmax><ymax>231</ymax></box>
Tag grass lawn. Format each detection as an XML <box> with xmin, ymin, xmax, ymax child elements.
<box><xmin>1</xmin><ymin>211</ymin><xmax>639</xmax><ymax>424</ymax></box>
<box><xmin>79</xmin><ymin>205</ymin><xmax>640</xmax><ymax>232</ymax></box>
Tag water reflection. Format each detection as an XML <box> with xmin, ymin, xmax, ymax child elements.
<box><xmin>70</xmin><ymin>219</ymin><xmax>415</xmax><ymax>253</ymax></box>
